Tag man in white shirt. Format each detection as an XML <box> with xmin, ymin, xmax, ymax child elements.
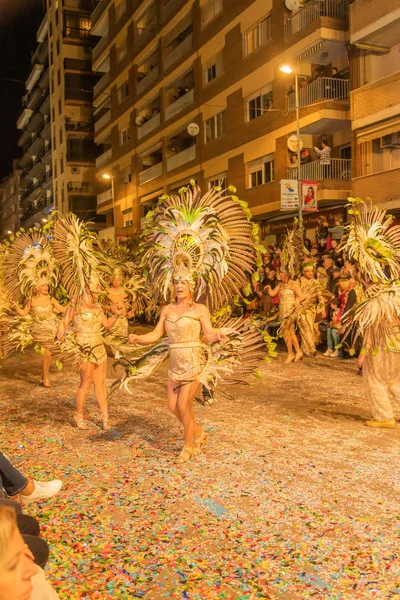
<box><xmin>314</xmin><ymin>141</ymin><xmax>331</xmax><ymax>179</ymax></box>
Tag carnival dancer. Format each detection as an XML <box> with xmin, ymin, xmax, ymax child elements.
<box><xmin>2</xmin><ymin>232</ymin><xmax>65</xmax><ymax>388</ymax></box>
<box><xmin>51</xmin><ymin>214</ymin><xmax>124</xmax><ymax>430</ymax></box>
<box><xmin>340</xmin><ymin>199</ymin><xmax>400</xmax><ymax>428</ymax></box>
<box><xmin>298</xmin><ymin>262</ymin><xmax>320</xmax><ymax>357</ymax></box>
<box><xmin>116</xmin><ymin>183</ymin><xmax>273</xmax><ymax>463</ymax></box>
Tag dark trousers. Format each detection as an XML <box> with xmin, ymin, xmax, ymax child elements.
<box><xmin>0</xmin><ymin>452</ymin><xmax>28</xmax><ymax>495</ymax></box>
<box><xmin>0</xmin><ymin>498</ymin><xmax>49</xmax><ymax>568</ymax></box>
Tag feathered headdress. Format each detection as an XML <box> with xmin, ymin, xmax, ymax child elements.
<box><xmin>2</xmin><ymin>231</ymin><xmax>58</xmax><ymax>303</ymax></box>
<box><xmin>141</xmin><ymin>182</ymin><xmax>258</xmax><ymax>312</ymax></box>
<box><xmin>280</xmin><ymin>225</ymin><xmax>304</xmax><ymax>279</ymax></box>
<box><xmin>341</xmin><ymin>198</ymin><xmax>400</xmax><ymax>282</ymax></box>
<box><xmin>51</xmin><ymin>213</ymin><xmax>104</xmax><ymax>306</ymax></box>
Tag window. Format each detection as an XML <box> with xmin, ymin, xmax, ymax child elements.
<box><xmin>59</xmin><ymin>155</ymin><xmax>64</xmax><ymax>175</ymax></box>
<box><xmin>52</xmin><ymin>108</ymin><xmax>55</xmax><ymax>123</ymax></box>
<box><xmin>339</xmin><ymin>144</ymin><xmax>351</xmax><ymax>160</ymax></box>
<box><xmin>244</xmin><ymin>15</ymin><xmax>271</xmax><ymax>56</ymax></box>
<box><xmin>206</xmin><ymin>64</ymin><xmax>217</xmax><ymax>83</ymax></box>
<box><xmin>247</xmin><ymin>85</ymin><xmax>273</xmax><ymax>121</ymax></box>
<box><xmin>56</xmin><ymin>39</ymin><xmax>60</xmax><ymax>55</ymax></box>
<box><xmin>204</xmin><ymin>110</ymin><xmax>226</xmax><ymax>143</ymax></box>
<box><xmin>115</xmin><ymin>0</ymin><xmax>126</xmax><ymax>21</ymax></box>
<box><xmin>248</xmin><ymin>154</ymin><xmax>274</xmax><ymax>188</ymax></box>
<box><xmin>117</xmin><ymin>81</ymin><xmax>129</xmax><ymax>103</ymax></box>
<box><xmin>201</xmin><ymin>0</ymin><xmax>223</xmax><ymax>28</ymax></box>
<box><xmin>58</xmin><ymin>98</ymin><xmax>62</xmax><ymax>115</ymax></box>
<box><xmin>124</xmin><ymin>219</ymin><xmax>133</xmax><ymax>227</ymax></box>
<box><xmin>59</xmin><ymin>127</ymin><xmax>63</xmax><ymax>144</ymax></box>
<box><xmin>208</xmin><ymin>173</ymin><xmax>228</xmax><ymax>193</ymax></box>
<box><xmin>120</xmin><ymin>127</ymin><xmax>131</xmax><ymax>145</ymax></box>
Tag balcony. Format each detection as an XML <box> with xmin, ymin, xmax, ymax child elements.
<box><xmin>18</xmin><ymin>130</ymin><xmax>32</xmax><ymax>148</ymax></box>
<box><xmin>162</xmin><ymin>0</ymin><xmax>186</xmax><ymax>24</ymax></box>
<box><xmin>42</xmin><ymin>147</ymin><xmax>52</xmax><ymax>166</ymax></box>
<box><xmin>26</xmin><ymin>64</ymin><xmax>43</xmax><ymax>92</ymax></box>
<box><xmin>92</xmin><ymin>32</ymin><xmax>109</xmax><ymax>64</ymax></box>
<box><xmin>351</xmin><ymin>72</ymin><xmax>400</xmax><ymax>129</ymax></box>
<box><xmin>64</xmin><ymin>58</ymin><xmax>92</xmax><ymax>72</ymax></box>
<box><xmin>94</xmin><ymin>71</ymin><xmax>110</xmax><ymax>97</ymax></box>
<box><xmin>137</xmin><ymin>113</ymin><xmax>161</xmax><ymax>140</ymax></box>
<box><xmin>139</xmin><ymin>162</ymin><xmax>162</xmax><ymax>185</ymax></box>
<box><xmin>27</xmin><ymin>112</ymin><xmax>44</xmax><ymax>134</ymax></box>
<box><xmin>67</xmin><ymin>182</ymin><xmax>97</xmax><ymax>194</ymax></box>
<box><xmin>65</xmin><ymin>88</ymin><xmax>93</xmax><ymax>103</ymax></box>
<box><xmin>287</xmin><ymin>78</ymin><xmax>350</xmax><ymax>112</ymax></box>
<box><xmin>37</xmin><ymin>14</ymin><xmax>48</xmax><ymax>43</ymax></box>
<box><xmin>66</xmin><ymin>119</ymin><xmax>94</xmax><ymax>133</ymax></box>
<box><xmin>96</xmin><ymin>147</ymin><xmax>112</xmax><ymax>167</ymax></box>
<box><xmin>350</xmin><ymin>0</ymin><xmax>400</xmax><ymax>46</ymax></box>
<box><xmin>134</xmin><ymin>16</ymin><xmax>158</xmax><ymax>53</ymax></box>
<box><xmin>165</xmin><ymin>88</ymin><xmax>194</xmax><ymax>121</ymax></box>
<box><xmin>137</xmin><ymin>66</ymin><xmax>159</xmax><ymax>96</ymax></box>
<box><xmin>63</xmin><ymin>26</ymin><xmax>91</xmax><ymax>41</ymax></box>
<box><xmin>288</xmin><ymin>158</ymin><xmax>352</xmax><ymax>181</ymax></box>
<box><xmin>94</xmin><ymin>109</ymin><xmax>111</xmax><ymax>133</ymax></box>
<box><xmin>167</xmin><ymin>145</ymin><xmax>196</xmax><ymax>172</ymax></box>
<box><xmin>92</xmin><ymin>0</ymin><xmax>110</xmax><ymax>28</ymax></box>
<box><xmin>353</xmin><ymin>168</ymin><xmax>400</xmax><ymax>206</ymax></box>
<box><xmin>97</xmin><ymin>187</ymin><xmax>113</xmax><ymax>205</ymax></box>
<box><xmin>63</xmin><ymin>0</ymin><xmax>94</xmax><ymax>9</ymax></box>
<box><xmin>17</xmin><ymin>108</ymin><xmax>33</xmax><ymax>130</ymax></box>
<box><xmin>284</xmin><ymin>0</ymin><xmax>348</xmax><ymax>39</ymax></box>
<box><xmin>164</xmin><ymin>33</ymin><xmax>193</xmax><ymax>71</ymax></box>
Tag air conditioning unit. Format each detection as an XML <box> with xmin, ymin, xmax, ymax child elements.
<box><xmin>380</xmin><ymin>133</ymin><xmax>400</xmax><ymax>149</ymax></box>
<box><xmin>71</xmin><ymin>166</ymin><xmax>80</xmax><ymax>174</ymax></box>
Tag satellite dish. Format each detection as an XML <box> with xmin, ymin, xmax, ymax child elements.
<box><xmin>187</xmin><ymin>122</ymin><xmax>200</xmax><ymax>137</ymax></box>
<box><xmin>285</xmin><ymin>0</ymin><xmax>300</xmax><ymax>11</ymax></box>
<box><xmin>287</xmin><ymin>134</ymin><xmax>303</xmax><ymax>153</ymax></box>
<box><xmin>135</xmin><ymin>116</ymin><xmax>144</xmax><ymax>126</ymax></box>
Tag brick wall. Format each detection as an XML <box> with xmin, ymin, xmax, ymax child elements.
<box><xmin>351</xmin><ymin>71</ymin><xmax>400</xmax><ymax>122</ymax></box>
<box><xmin>350</xmin><ymin>0</ymin><xmax>399</xmax><ymax>38</ymax></box>
<box><xmin>352</xmin><ymin>168</ymin><xmax>400</xmax><ymax>203</ymax></box>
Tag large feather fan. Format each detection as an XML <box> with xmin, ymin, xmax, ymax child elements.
<box><xmin>341</xmin><ymin>199</ymin><xmax>400</xmax><ymax>282</ymax></box>
<box><xmin>2</xmin><ymin>231</ymin><xmax>58</xmax><ymax>303</ymax></box>
<box><xmin>51</xmin><ymin>214</ymin><xmax>103</xmax><ymax>306</ymax></box>
<box><xmin>280</xmin><ymin>226</ymin><xmax>304</xmax><ymax>279</ymax></box>
<box><xmin>141</xmin><ymin>183</ymin><xmax>257</xmax><ymax>312</ymax></box>
<box><xmin>342</xmin><ymin>283</ymin><xmax>400</xmax><ymax>352</ymax></box>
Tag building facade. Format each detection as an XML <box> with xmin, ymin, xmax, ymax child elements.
<box><xmin>349</xmin><ymin>0</ymin><xmax>400</xmax><ymax>210</ymax></box>
<box><xmin>90</xmin><ymin>0</ymin><xmax>352</xmax><ymax>241</ymax></box>
<box><xmin>0</xmin><ymin>163</ymin><xmax>22</xmax><ymax>237</ymax></box>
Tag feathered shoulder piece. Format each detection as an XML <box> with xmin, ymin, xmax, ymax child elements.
<box><xmin>2</xmin><ymin>230</ymin><xmax>58</xmax><ymax>303</ymax></box>
<box><xmin>341</xmin><ymin>198</ymin><xmax>400</xmax><ymax>281</ymax></box>
<box><xmin>141</xmin><ymin>182</ymin><xmax>258</xmax><ymax>312</ymax></box>
<box><xmin>51</xmin><ymin>213</ymin><xmax>103</xmax><ymax>306</ymax></box>
<box><xmin>280</xmin><ymin>225</ymin><xmax>304</xmax><ymax>279</ymax></box>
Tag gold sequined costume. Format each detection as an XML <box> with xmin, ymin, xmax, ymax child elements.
<box><xmin>73</xmin><ymin>309</ymin><xmax>107</xmax><ymax>365</ymax></box>
<box><xmin>165</xmin><ymin>316</ymin><xmax>206</xmax><ymax>382</ymax></box>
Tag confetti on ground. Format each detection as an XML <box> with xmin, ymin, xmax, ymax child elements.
<box><xmin>1</xmin><ymin>345</ymin><xmax>400</xmax><ymax>599</ymax></box>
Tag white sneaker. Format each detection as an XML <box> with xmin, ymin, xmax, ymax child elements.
<box><xmin>20</xmin><ymin>479</ymin><xmax>62</xmax><ymax>505</ymax></box>
<box><xmin>323</xmin><ymin>349</ymin><xmax>333</xmax><ymax>357</ymax></box>
<box><xmin>331</xmin><ymin>350</ymin><xmax>339</xmax><ymax>358</ymax></box>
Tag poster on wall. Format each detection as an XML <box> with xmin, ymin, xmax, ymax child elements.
<box><xmin>302</xmin><ymin>180</ymin><xmax>318</xmax><ymax>212</ymax></box>
<box><xmin>280</xmin><ymin>180</ymin><xmax>299</xmax><ymax>210</ymax></box>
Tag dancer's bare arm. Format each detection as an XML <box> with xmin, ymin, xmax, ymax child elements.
<box><xmin>199</xmin><ymin>305</ymin><xmax>227</xmax><ymax>344</ymax></box>
<box><xmin>129</xmin><ymin>308</ymin><xmax>166</xmax><ymax>344</ymax></box>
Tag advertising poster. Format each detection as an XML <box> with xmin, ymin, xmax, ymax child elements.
<box><xmin>280</xmin><ymin>180</ymin><xmax>299</xmax><ymax>210</ymax></box>
<box><xmin>302</xmin><ymin>180</ymin><xmax>318</xmax><ymax>212</ymax></box>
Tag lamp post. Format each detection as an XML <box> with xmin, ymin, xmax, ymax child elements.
<box><xmin>280</xmin><ymin>65</ymin><xmax>303</xmax><ymax>233</ymax></box>
<box><xmin>102</xmin><ymin>173</ymin><xmax>115</xmax><ymax>240</ymax></box>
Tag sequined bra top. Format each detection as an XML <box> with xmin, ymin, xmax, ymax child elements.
<box><xmin>165</xmin><ymin>316</ymin><xmax>202</xmax><ymax>345</ymax></box>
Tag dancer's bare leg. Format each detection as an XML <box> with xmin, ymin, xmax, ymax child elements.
<box><xmin>92</xmin><ymin>361</ymin><xmax>108</xmax><ymax>415</ymax></box>
<box><xmin>76</xmin><ymin>362</ymin><xmax>94</xmax><ymax>415</ymax></box>
<box><xmin>167</xmin><ymin>380</ymin><xmax>183</xmax><ymax>423</ymax></box>
<box><xmin>292</xmin><ymin>331</ymin><xmax>301</xmax><ymax>354</ymax></box>
<box><xmin>177</xmin><ymin>382</ymin><xmax>202</xmax><ymax>447</ymax></box>
<box><xmin>42</xmin><ymin>349</ymin><xmax>52</xmax><ymax>385</ymax></box>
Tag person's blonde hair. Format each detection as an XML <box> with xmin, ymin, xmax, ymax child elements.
<box><xmin>0</xmin><ymin>506</ymin><xmax>17</xmax><ymax>569</ymax></box>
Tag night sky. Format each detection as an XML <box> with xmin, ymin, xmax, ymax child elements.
<box><xmin>0</xmin><ymin>0</ymin><xmax>44</xmax><ymax>179</ymax></box>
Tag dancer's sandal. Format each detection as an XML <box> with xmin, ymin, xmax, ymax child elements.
<box><xmin>100</xmin><ymin>413</ymin><xmax>112</xmax><ymax>431</ymax></box>
<box><xmin>294</xmin><ymin>351</ymin><xmax>304</xmax><ymax>362</ymax></box>
<box><xmin>193</xmin><ymin>431</ymin><xmax>208</xmax><ymax>455</ymax></box>
<box><xmin>42</xmin><ymin>379</ymin><xmax>52</xmax><ymax>388</ymax></box>
<box><xmin>177</xmin><ymin>447</ymin><xmax>194</xmax><ymax>463</ymax></box>
<box><xmin>285</xmin><ymin>354</ymin><xmax>295</xmax><ymax>363</ymax></box>
<box><xmin>73</xmin><ymin>412</ymin><xmax>88</xmax><ymax>430</ymax></box>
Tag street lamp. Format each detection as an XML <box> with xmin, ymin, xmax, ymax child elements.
<box><xmin>102</xmin><ymin>173</ymin><xmax>115</xmax><ymax>239</ymax></box>
<box><xmin>280</xmin><ymin>64</ymin><xmax>303</xmax><ymax>233</ymax></box>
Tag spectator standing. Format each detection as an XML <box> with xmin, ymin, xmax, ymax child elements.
<box><xmin>328</xmin><ymin>217</ymin><xmax>344</xmax><ymax>242</ymax></box>
<box><xmin>324</xmin><ymin>297</ymin><xmax>342</xmax><ymax>357</ymax></box>
<box><xmin>314</xmin><ymin>141</ymin><xmax>331</xmax><ymax>178</ymax></box>
<box><xmin>316</xmin><ymin>216</ymin><xmax>329</xmax><ymax>252</ymax></box>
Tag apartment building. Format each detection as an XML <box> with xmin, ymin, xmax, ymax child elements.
<box><xmin>0</xmin><ymin>163</ymin><xmax>22</xmax><ymax>237</ymax></box>
<box><xmin>90</xmin><ymin>0</ymin><xmax>352</xmax><ymax>241</ymax></box>
<box><xmin>16</xmin><ymin>13</ymin><xmax>53</xmax><ymax>229</ymax></box>
<box><xmin>350</xmin><ymin>0</ymin><xmax>400</xmax><ymax>210</ymax></box>
<box><xmin>47</xmin><ymin>0</ymin><xmax>104</xmax><ymax>225</ymax></box>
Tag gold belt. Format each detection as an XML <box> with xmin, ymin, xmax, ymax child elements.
<box><xmin>169</xmin><ymin>342</ymin><xmax>202</xmax><ymax>349</ymax></box>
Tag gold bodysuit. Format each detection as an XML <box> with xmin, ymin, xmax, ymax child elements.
<box><xmin>73</xmin><ymin>309</ymin><xmax>107</xmax><ymax>365</ymax></box>
<box><xmin>165</xmin><ymin>316</ymin><xmax>206</xmax><ymax>383</ymax></box>
<box><xmin>279</xmin><ymin>286</ymin><xmax>296</xmax><ymax>321</ymax></box>
<box><xmin>31</xmin><ymin>303</ymin><xmax>55</xmax><ymax>320</ymax></box>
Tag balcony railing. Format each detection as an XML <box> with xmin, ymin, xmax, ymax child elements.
<box><xmin>287</xmin><ymin>77</ymin><xmax>350</xmax><ymax>112</ymax></box>
<box><xmin>92</xmin><ymin>32</ymin><xmax>109</xmax><ymax>63</ymax></box>
<box><xmin>134</xmin><ymin>16</ymin><xmax>158</xmax><ymax>52</ymax></box>
<box><xmin>65</xmin><ymin>88</ymin><xmax>93</xmax><ymax>103</ymax></box>
<box><xmin>94</xmin><ymin>110</ymin><xmax>111</xmax><ymax>133</ymax></box>
<box><xmin>63</xmin><ymin>26</ymin><xmax>91</xmax><ymax>40</ymax></box>
<box><xmin>63</xmin><ymin>0</ymin><xmax>94</xmax><ymax>9</ymax></box>
<box><xmin>94</xmin><ymin>71</ymin><xmax>110</xmax><ymax>97</ymax></box>
<box><xmin>96</xmin><ymin>147</ymin><xmax>112</xmax><ymax>167</ymax></box>
<box><xmin>65</xmin><ymin>119</ymin><xmax>94</xmax><ymax>132</ymax></box>
<box><xmin>67</xmin><ymin>182</ymin><xmax>97</xmax><ymax>193</ymax></box>
<box><xmin>165</xmin><ymin>88</ymin><xmax>194</xmax><ymax>121</ymax></box>
<box><xmin>137</xmin><ymin>66</ymin><xmax>159</xmax><ymax>96</ymax></box>
<box><xmin>164</xmin><ymin>33</ymin><xmax>193</xmax><ymax>70</ymax></box>
<box><xmin>92</xmin><ymin>0</ymin><xmax>109</xmax><ymax>26</ymax></box>
<box><xmin>288</xmin><ymin>158</ymin><xmax>352</xmax><ymax>181</ymax></box>
<box><xmin>97</xmin><ymin>187</ymin><xmax>113</xmax><ymax>205</ymax></box>
<box><xmin>284</xmin><ymin>0</ymin><xmax>348</xmax><ymax>38</ymax></box>
<box><xmin>167</xmin><ymin>145</ymin><xmax>196</xmax><ymax>172</ymax></box>
<box><xmin>137</xmin><ymin>113</ymin><xmax>161</xmax><ymax>140</ymax></box>
<box><xmin>139</xmin><ymin>162</ymin><xmax>162</xmax><ymax>185</ymax></box>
